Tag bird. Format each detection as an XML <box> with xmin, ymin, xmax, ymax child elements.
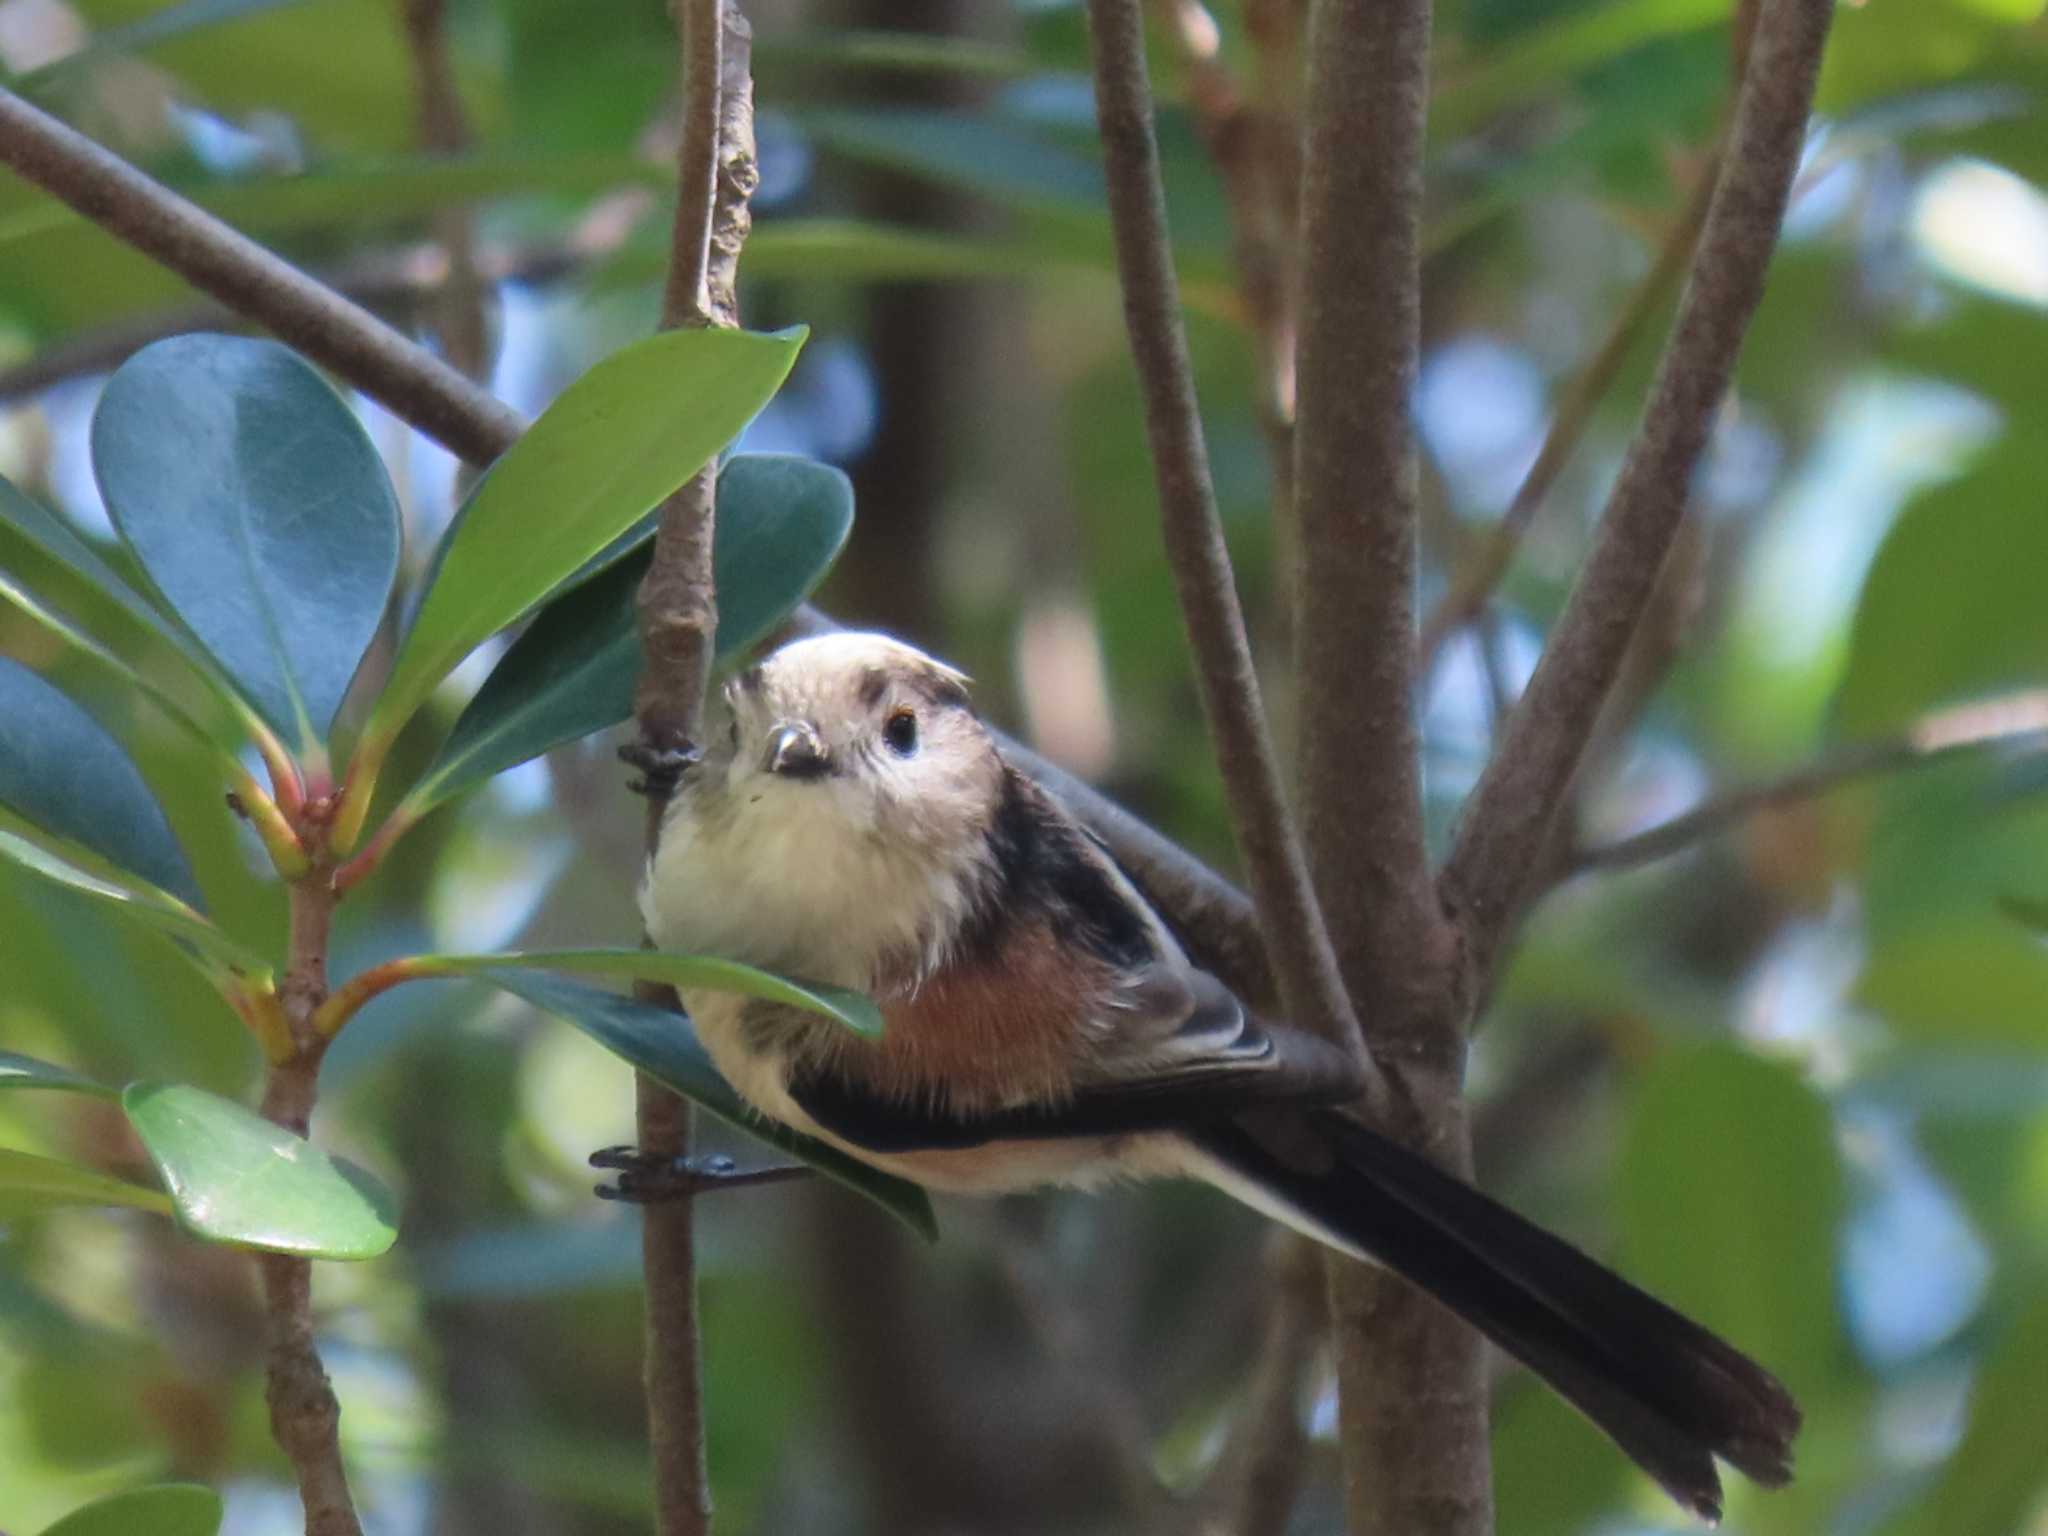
<box><xmin>637</xmin><ymin>630</ymin><xmax>1800</xmax><ymax>1520</ymax></box>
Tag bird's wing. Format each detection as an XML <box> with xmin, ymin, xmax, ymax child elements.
<box><xmin>785</xmin><ymin>773</ymin><xmax>1362</xmax><ymax>1153</ymax></box>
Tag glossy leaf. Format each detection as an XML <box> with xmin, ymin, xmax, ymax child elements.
<box><xmin>122</xmin><ymin>1082</ymin><xmax>399</xmax><ymax>1259</ymax></box>
<box><xmin>426</xmin><ymin>948</ymin><xmax>881</xmax><ymax>1039</ymax></box>
<box><xmin>475</xmin><ymin>969</ymin><xmax>935</xmax><ymax>1239</ymax></box>
<box><xmin>0</xmin><ymin>1149</ymin><xmax>173</xmax><ymax>1217</ymax></box>
<box><xmin>409</xmin><ymin>454</ymin><xmax>853</xmax><ymax>814</ymax></box>
<box><xmin>0</xmin><ymin>659</ymin><xmax>200</xmax><ymax>905</ymax></box>
<box><xmin>0</xmin><ymin>1050</ymin><xmax>115</xmax><ymax>1098</ymax></box>
<box><xmin>0</xmin><ymin>475</ymin><xmax>256</xmax><ymax>747</ymax></box>
<box><xmin>91</xmin><ymin>334</ymin><xmax>402</xmax><ymax>750</ymax></box>
<box><xmin>361</xmin><ymin>327</ymin><xmax>806</xmax><ymax>765</ymax></box>
<box><xmin>38</xmin><ymin>1483</ymin><xmax>223</xmax><ymax>1536</ymax></box>
<box><xmin>0</xmin><ymin>826</ymin><xmax>267</xmax><ymax>980</ymax></box>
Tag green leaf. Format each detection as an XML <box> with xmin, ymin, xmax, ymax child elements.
<box><xmin>1618</xmin><ymin>1045</ymin><xmax>1845</xmax><ymax>1399</ymax></box>
<box><xmin>121</xmin><ymin>1083</ymin><xmax>398</xmax><ymax>1259</ymax></box>
<box><xmin>0</xmin><ymin>1148</ymin><xmax>174</xmax><ymax>1217</ymax></box>
<box><xmin>476</xmin><ymin>969</ymin><xmax>935</xmax><ymax>1240</ymax></box>
<box><xmin>0</xmin><ymin>1050</ymin><xmax>116</xmax><ymax>1098</ymax></box>
<box><xmin>427</xmin><ymin>948</ymin><xmax>881</xmax><ymax>1039</ymax></box>
<box><xmin>1835</xmin><ymin>442</ymin><xmax>2048</xmax><ymax>738</ymax></box>
<box><xmin>361</xmin><ymin>328</ymin><xmax>807</xmax><ymax>769</ymax></box>
<box><xmin>0</xmin><ymin>825</ymin><xmax>268</xmax><ymax>982</ymax></box>
<box><xmin>15</xmin><ymin>0</ymin><xmax>308</xmax><ymax>91</ymax></box>
<box><xmin>91</xmin><ymin>334</ymin><xmax>402</xmax><ymax>752</ymax></box>
<box><xmin>1875</xmin><ymin>1294</ymin><xmax>2048</xmax><ymax>1536</ymax></box>
<box><xmin>0</xmin><ymin>658</ymin><xmax>200</xmax><ymax>905</ymax></box>
<box><xmin>0</xmin><ymin>475</ymin><xmax>256</xmax><ymax>749</ymax></box>
<box><xmin>409</xmin><ymin>453</ymin><xmax>853</xmax><ymax>814</ymax></box>
<box><xmin>38</xmin><ymin>1483</ymin><xmax>223</xmax><ymax>1536</ymax></box>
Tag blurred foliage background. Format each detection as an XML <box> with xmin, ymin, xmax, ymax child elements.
<box><xmin>3</xmin><ymin>0</ymin><xmax>2048</xmax><ymax>1532</ymax></box>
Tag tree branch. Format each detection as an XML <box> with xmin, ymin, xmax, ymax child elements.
<box><xmin>629</xmin><ymin>9</ymin><xmax>757</xmax><ymax>1536</ymax></box>
<box><xmin>1082</xmin><ymin>0</ymin><xmax>1366</xmax><ymax>1076</ymax></box>
<box><xmin>1290</xmin><ymin>1</ymin><xmax>1498</xmax><ymax>1531</ymax></box>
<box><xmin>1414</xmin><ymin>141</ymin><xmax>1722</xmax><ymax>679</ymax></box>
<box><xmin>0</xmin><ymin>86</ymin><xmax>522</xmax><ymax>465</ymax></box>
<box><xmin>1439</xmin><ymin>0</ymin><xmax>1835</xmax><ymax>991</ymax></box>
<box><xmin>1572</xmin><ymin>690</ymin><xmax>2048</xmax><ymax>876</ymax></box>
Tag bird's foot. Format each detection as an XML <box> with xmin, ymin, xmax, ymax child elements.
<box><xmin>590</xmin><ymin>1146</ymin><xmax>810</xmax><ymax>1203</ymax></box>
<box><xmin>617</xmin><ymin>738</ymin><xmax>702</xmax><ymax>798</ymax></box>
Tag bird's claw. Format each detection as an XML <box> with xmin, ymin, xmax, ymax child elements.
<box><xmin>590</xmin><ymin>1146</ymin><xmax>804</xmax><ymax>1203</ymax></box>
<box><xmin>618</xmin><ymin>738</ymin><xmax>702</xmax><ymax>798</ymax></box>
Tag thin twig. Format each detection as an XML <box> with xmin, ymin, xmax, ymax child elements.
<box><xmin>630</xmin><ymin>9</ymin><xmax>756</xmax><ymax>1536</ymax></box>
<box><xmin>1439</xmin><ymin>0</ymin><xmax>1836</xmax><ymax>993</ymax></box>
<box><xmin>1573</xmin><ymin>690</ymin><xmax>2048</xmax><ymax>875</ymax></box>
<box><xmin>0</xmin><ymin>75</ymin><xmax>1289</xmax><ymax>1052</ymax></box>
<box><xmin>1082</xmin><ymin>0</ymin><xmax>1367</xmax><ymax>1078</ymax></box>
<box><xmin>398</xmin><ymin>0</ymin><xmax>489</xmax><ymax>380</ymax></box>
<box><xmin>0</xmin><ymin>87</ymin><xmax>523</xmax><ymax>466</ymax></box>
<box><xmin>1415</xmin><ymin>142</ymin><xmax>1724</xmax><ymax>678</ymax></box>
<box><xmin>0</xmin><ymin>239</ymin><xmax>587</xmax><ymax>406</ymax></box>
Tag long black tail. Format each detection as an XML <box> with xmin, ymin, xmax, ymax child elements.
<box><xmin>1193</xmin><ymin>1110</ymin><xmax>1800</xmax><ymax>1522</ymax></box>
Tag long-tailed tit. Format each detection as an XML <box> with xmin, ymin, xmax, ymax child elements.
<box><xmin>639</xmin><ymin>631</ymin><xmax>1798</xmax><ymax>1519</ymax></box>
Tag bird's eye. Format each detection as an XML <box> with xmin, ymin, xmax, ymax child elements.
<box><xmin>883</xmin><ymin>708</ymin><xmax>919</xmax><ymax>757</ymax></box>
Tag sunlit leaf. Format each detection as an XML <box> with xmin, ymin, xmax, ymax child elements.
<box><xmin>0</xmin><ymin>1148</ymin><xmax>173</xmax><ymax>1217</ymax></box>
<box><xmin>91</xmin><ymin>335</ymin><xmax>402</xmax><ymax>751</ymax></box>
<box><xmin>1836</xmin><ymin>443</ymin><xmax>2048</xmax><ymax>738</ymax></box>
<box><xmin>473</xmin><ymin>969</ymin><xmax>934</xmax><ymax>1239</ymax></box>
<box><xmin>359</xmin><ymin>327</ymin><xmax>807</xmax><ymax>772</ymax></box>
<box><xmin>408</xmin><ymin>454</ymin><xmax>853</xmax><ymax>814</ymax></box>
<box><xmin>122</xmin><ymin>1082</ymin><xmax>399</xmax><ymax>1259</ymax></box>
<box><xmin>0</xmin><ymin>658</ymin><xmax>200</xmax><ymax>905</ymax></box>
<box><xmin>37</xmin><ymin>1482</ymin><xmax>223</xmax><ymax>1536</ymax></box>
<box><xmin>0</xmin><ymin>1050</ymin><xmax>115</xmax><ymax>1098</ymax></box>
<box><xmin>425</xmin><ymin>948</ymin><xmax>881</xmax><ymax>1040</ymax></box>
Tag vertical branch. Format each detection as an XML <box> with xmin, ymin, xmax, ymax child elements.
<box><xmin>629</xmin><ymin>7</ymin><xmax>757</xmax><ymax>1536</ymax></box>
<box><xmin>1290</xmin><ymin>0</ymin><xmax>1495</xmax><ymax>1531</ymax></box>
<box><xmin>256</xmin><ymin>881</ymin><xmax>359</xmax><ymax>1536</ymax></box>
<box><xmin>1439</xmin><ymin>0</ymin><xmax>1835</xmax><ymax>991</ymax></box>
<box><xmin>1081</xmin><ymin>0</ymin><xmax>1367</xmax><ymax>1076</ymax></box>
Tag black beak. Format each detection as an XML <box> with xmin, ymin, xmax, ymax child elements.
<box><xmin>765</xmin><ymin>721</ymin><xmax>831</xmax><ymax>780</ymax></box>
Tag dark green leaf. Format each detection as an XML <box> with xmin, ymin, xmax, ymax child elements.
<box><xmin>476</xmin><ymin>969</ymin><xmax>935</xmax><ymax>1240</ymax></box>
<box><xmin>0</xmin><ymin>1148</ymin><xmax>173</xmax><ymax>1217</ymax></box>
<box><xmin>410</xmin><ymin>454</ymin><xmax>853</xmax><ymax>813</ymax></box>
<box><xmin>801</xmin><ymin>108</ymin><xmax>1105</xmax><ymax>218</ymax></box>
<box><xmin>428</xmin><ymin>948</ymin><xmax>881</xmax><ymax>1039</ymax></box>
<box><xmin>122</xmin><ymin>1082</ymin><xmax>399</xmax><ymax>1259</ymax></box>
<box><xmin>0</xmin><ymin>658</ymin><xmax>199</xmax><ymax>905</ymax></box>
<box><xmin>0</xmin><ymin>826</ymin><xmax>268</xmax><ymax>981</ymax></box>
<box><xmin>360</xmin><ymin>329</ymin><xmax>807</xmax><ymax>770</ymax></box>
<box><xmin>91</xmin><ymin>335</ymin><xmax>402</xmax><ymax>749</ymax></box>
<box><xmin>0</xmin><ymin>1050</ymin><xmax>115</xmax><ymax>1098</ymax></box>
<box><xmin>1619</xmin><ymin>1045</ymin><xmax>1845</xmax><ymax>1398</ymax></box>
<box><xmin>38</xmin><ymin>1483</ymin><xmax>223</xmax><ymax>1536</ymax></box>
